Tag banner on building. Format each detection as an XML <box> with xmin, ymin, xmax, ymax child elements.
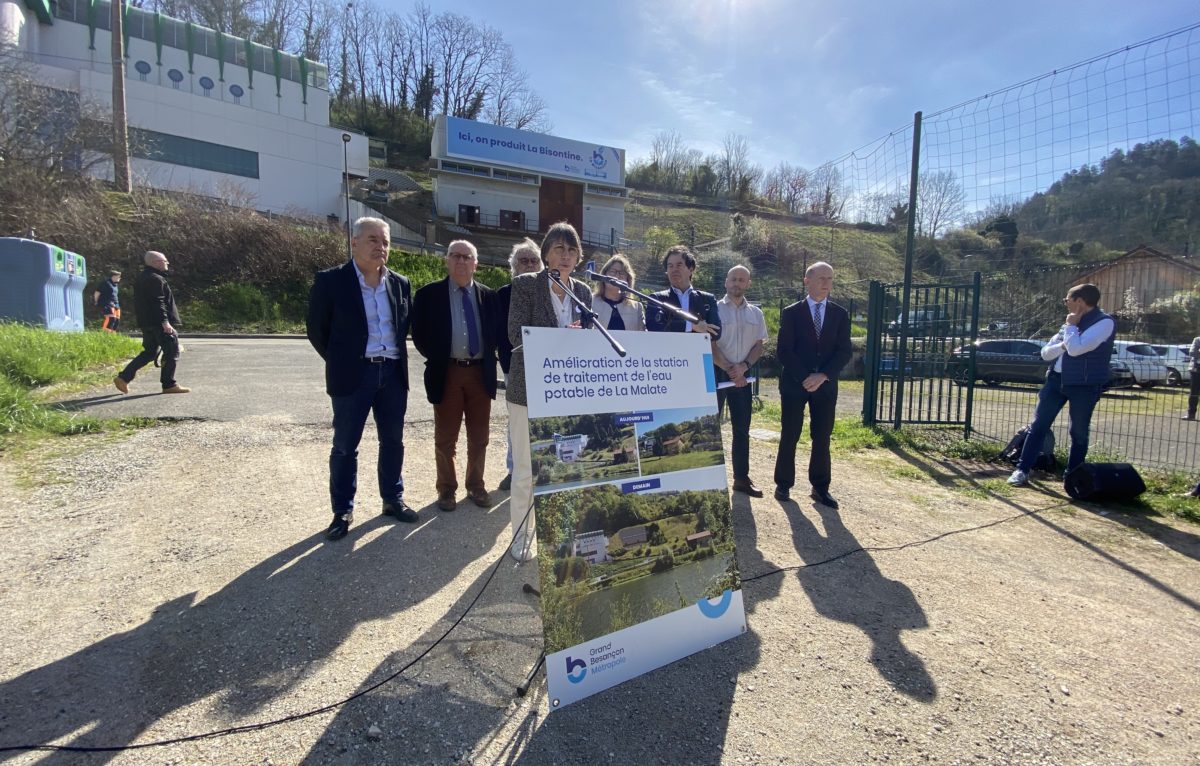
<box><xmin>523</xmin><ymin>327</ymin><xmax>746</xmax><ymax>710</ymax></box>
<box><xmin>446</xmin><ymin>116</ymin><xmax>624</xmax><ymax>185</ymax></box>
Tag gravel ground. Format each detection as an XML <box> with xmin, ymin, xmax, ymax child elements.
<box><xmin>0</xmin><ymin>409</ymin><xmax>1198</xmax><ymax>765</ymax></box>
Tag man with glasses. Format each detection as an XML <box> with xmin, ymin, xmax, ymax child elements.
<box><xmin>1008</xmin><ymin>283</ymin><xmax>1114</xmax><ymax>487</ymax></box>
<box><xmin>114</xmin><ymin>251</ymin><xmax>189</xmax><ymax>395</ymax></box>
<box><xmin>494</xmin><ymin>238</ymin><xmax>543</xmax><ymax>491</ymax></box>
<box><xmin>412</xmin><ymin>240</ymin><xmax>499</xmax><ymax>512</ymax></box>
<box><xmin>307</xmin><ymin>217</ymin><xmax>417</xmax><ymax>540</ymax></box>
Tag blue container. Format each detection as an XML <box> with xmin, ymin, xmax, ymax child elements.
<box><xmin>0</xmin><ymin>238</ymin><xmax>88</xmax><ymax>332</ymax></box>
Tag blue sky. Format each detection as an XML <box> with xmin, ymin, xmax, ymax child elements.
<box><xmin>420</xmin><ymin>0</ymin><xmax>1197</xmax><ymax>171</ymax></box>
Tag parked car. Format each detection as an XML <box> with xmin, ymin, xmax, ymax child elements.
<box><xmin>946</xmin><ymin>339</ymin><xmax>1048</xmax><ymax>385</ymax></box>
<box><xmin>1149</xmin><ymin>344</ymin><xmax>1193</xmax><ymax>386</ymax></box>
<box><xmin>886</xmin><ymin>308</ymin><xmax>955</xmax><ymax>338</ymax></box>
<box><xmin>947</xmin><ymin>338</ymin><xmax>1136</xmax><ymax>389</ymax></box>
<box><xmin>1112</xmin><ymin>341</ymin><xmax>1169</xmax><ymax>388</ymax></box>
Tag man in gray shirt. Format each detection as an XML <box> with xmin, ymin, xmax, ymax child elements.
<box><xmin>712</xmin><ymin>265</ymin><xmax>768</xmax><ymax>497</ymax></box>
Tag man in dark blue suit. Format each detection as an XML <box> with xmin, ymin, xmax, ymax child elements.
<box><xmin>307</xmin><ymin>217</ymin><xmax>418</xmax><ymax>540</ymax></box>
<box><xmin>645</xmin><ymin>245</ymin><xmax>722</xmax><ymax>341</ymax></box>
<box><xmin>773</xmin><ymin>261</ymin><xmax>852</xmax><ymax>509</ymax></box>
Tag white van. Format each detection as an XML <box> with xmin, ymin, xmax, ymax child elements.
<box><xmin>1112</xmin><ymin>341</ymin><xmax>1169</xmax><ymax>388</ymax></box>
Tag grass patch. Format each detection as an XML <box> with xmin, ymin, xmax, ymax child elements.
<box><xmin>0</xmin><ymin>323</ymin><xmax>149</xmax><ymax>443</ymax></box>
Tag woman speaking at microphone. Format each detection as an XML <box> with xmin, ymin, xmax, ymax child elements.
<box><xmin>590</xmin><ymin>253</ymin><xmax>646</xmax><ymax>331</ymax></box>
<box><xmin>504</xmin><ymin>222</ymin><xmax>593</xmax><ymax>561</ymax></box>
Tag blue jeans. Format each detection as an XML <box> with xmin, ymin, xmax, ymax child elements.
<box><xmin>1018</xmin><ymin>372</ymin><xmax>1102</xmax><ymax>474</ymax></box>
<box><xmin>329</xmin><ymin>359</ymin><xmax>407</xmax><ymax>513</ymax></box>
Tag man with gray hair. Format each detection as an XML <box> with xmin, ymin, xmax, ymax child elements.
<box><xmin>494</xmin><ymin>238</ymin><xmax>543</xmax><ymax>491</ymax></box>
<box><xmin>114</xmin><ymin>251</ymin><xmax>188</xmax><ymax>395</ymax></box>
<box><xmin>412</xmin><ymin>239</ymin><xmax>499</xmax><ymax>512</ymax></box>
<box><xmin>307</xmin><ymin>217</ymin><xmax>417</xmax><ymax>541</ymax></box>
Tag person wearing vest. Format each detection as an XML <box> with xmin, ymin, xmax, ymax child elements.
<box><xmin>1008</xmin><ymin>283</ymin><xmax>1114</xmax><ymax>487</ymax></box>
<box><xmin>93</xmin><ymin>270</ymin><xmax>121</xmax><ymax>332</ymax></box>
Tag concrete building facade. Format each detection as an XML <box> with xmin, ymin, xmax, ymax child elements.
<box><xmin>0</xmin><ymin>0</ymin><xmax>366</xmax><ymax>219</ymax></box>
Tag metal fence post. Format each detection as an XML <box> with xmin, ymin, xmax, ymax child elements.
<box><xmin>894</xmin><ymin>111</ymin><xmax>922</xmax><ymax>429</ymax></box>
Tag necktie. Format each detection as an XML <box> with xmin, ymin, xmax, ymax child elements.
<box><xmin>813</xmin><ymin>302</ymin><xmax>823</xmax><ymax>341</ymax></box>
<box><xmin>462</xmin><ymin>286</ymin><xmax>480</xmax><ymax>356</ymax></box>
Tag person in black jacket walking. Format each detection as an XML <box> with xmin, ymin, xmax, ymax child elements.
<box><xmin>114</xmin><ymin>251</ymin><xmax>189</xmax><ymax>395</ymax></box>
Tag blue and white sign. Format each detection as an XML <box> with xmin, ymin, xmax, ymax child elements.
<box><xmin>446</xmin><ymin>116</ymin><xmax>624</xmax><ymax>185</ymax></box>
<box><xmin>525</xmin><ymin>328</ymin><xmax>745</xmax><ymax>711</ymax></box>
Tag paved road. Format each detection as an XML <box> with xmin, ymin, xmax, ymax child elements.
<box><xmin>53</xmin><ymin>337</ymin><xmax>507</xmax><ymax>426</ymax></box>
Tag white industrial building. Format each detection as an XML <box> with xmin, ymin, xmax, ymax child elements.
<box><xmin>430</xmin><ymin>115</ymin><xmax>628</xmax><ymax>248</ymax></box>
<box><xmin>0</xmin><ymin>0</ymin><xmax>366</xmax><ymax>219</ymax></box>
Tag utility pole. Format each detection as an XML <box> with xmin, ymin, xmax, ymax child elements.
<box><xmin>111</xmin><ymin>0</ymin><xmax>132</xmax><ymax>193</ymax></box>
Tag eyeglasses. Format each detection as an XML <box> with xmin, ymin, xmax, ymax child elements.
<box><xmin>448</xmin><ymin>252</ymin><xmax>475</xmax><ymax>261</ymax></box>
<box><xmin>606</xmin><ymin>270</ymin><xmax>628</xmax><ymax>278</ymax></box>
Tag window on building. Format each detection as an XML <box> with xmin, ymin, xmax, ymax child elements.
<box><xmin>493</xmin><ymin>169</ymin><xmax>537</xmax><ymax>185</ymax></box>
<box><xmin>442</xmin><ymin>161</ymin><xmax>489</xmax><ymax>177</ymax></box>
<box><xmin>131</xmin><ymin>127</ymin><xmax>260</xmax><ymax>178</ymax></box>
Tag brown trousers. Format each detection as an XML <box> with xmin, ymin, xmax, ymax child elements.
<box><xmin>433</xmin><ymin>363</ymin><xmax>492</xmax><ymax>495</ymax></box>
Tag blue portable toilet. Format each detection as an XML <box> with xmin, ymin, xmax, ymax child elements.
<box><xmin>0</xmin><ymin>238</ymin><xmax>88</xmax><ymax>332</ymax></box>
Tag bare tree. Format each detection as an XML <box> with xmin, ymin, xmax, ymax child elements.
<box><xmin>804</xmin><ymin>164</ymin><xmax>847</xmax><ymax>220</ymax></box>
<box><xmin>916</xmin><ymin>170</ymin><xmax>966</xmax><ymax>238</ymax></box>
<box><xmin>482</xmin><ymin>45</ymin><xmax>549</xmax><ymax>131</ymax></box>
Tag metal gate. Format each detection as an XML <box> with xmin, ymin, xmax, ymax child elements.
<box><xmin>862</xmin><ymin>274</ymin><xmax>981</xmax><ymax>433</ymax></box>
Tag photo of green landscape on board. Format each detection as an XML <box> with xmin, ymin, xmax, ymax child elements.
<box><xmin>535</xmin><ymin>481</ymin><xmax>740</xmax><ymax>653</ymax></box>
<box><xmin>528</xmin><ymin>413</ymin><xmax>640</xmax><ymax>492</ymax></box>
<box><xmin>635</xmin><ymin>406</ymin><xmax>725</xmax><ymax>476</ymax></box>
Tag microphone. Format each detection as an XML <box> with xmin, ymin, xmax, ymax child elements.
<box><xmin>549</xmin><ymin>269</ymin><xmax>560</xmax><ymax>280</ymax></box>
<box><xmin>586</xmin><ymin>270</ymin><xmax>630</xmax><ymax>289</ymax></box>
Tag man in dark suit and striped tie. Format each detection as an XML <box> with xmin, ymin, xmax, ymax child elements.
<box><xmin>773</xmin><ymin>261</ymin><xmax>852</xmax><ymax>508</ymax></box>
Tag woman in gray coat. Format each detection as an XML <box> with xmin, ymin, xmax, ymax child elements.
<box><xmin>505</xmin><ymin>222</ymin><xmax>593</xmax><ymax>561</ymax></box>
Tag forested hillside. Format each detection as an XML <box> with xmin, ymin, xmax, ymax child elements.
<box><xmin>1015</xmin><ymin>137</ymin><xmax>1200</xmax><ymax>253</ymax></box>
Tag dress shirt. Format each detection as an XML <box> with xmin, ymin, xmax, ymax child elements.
<box><xmin>548</xmin><ymin>279</ymin><xmax>575</xmax><ymax>328</ymax></box>
<box><xmin>353</xmin><ymin>260</ymin><xmax>398</xmax><ymax>358</ymax></box>
<box><xmin>672</xmin><ymin>286</ymin><xmax>693</xmax><ymax>332</ymax></box>
<box><xmin>448</xmin><ymin>280</ymin><xmax>483</xmax><ymax>359</ymax></box>
<box><xmin>1041</xmin><ymin>317</ymin><xmax>1116</xmax><ymax>373</ymax></box>
<box><xmin>716</xmin><ymin>296</ymin><xmax>767</xmax><ymax>366</ymax></box>
<box><xmin>805</xmin><ymin>296</ymin><xmax>827</xmax><ymax>335</ymax></box>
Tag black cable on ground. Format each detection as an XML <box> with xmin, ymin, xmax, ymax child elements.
<box><xmin>0</xmin><ymin>498</ymin><xmax>1047</xmax><ymax>754</ymax></box>
<box><xmin>0</xmin><ymin>502</ymin><xmax>538</xmax><ymax>755</ymax></box>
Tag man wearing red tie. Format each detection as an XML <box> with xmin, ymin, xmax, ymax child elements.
<box><xmin>773</xmin><ymin>261</ymin><xmax>852</xmax><ymax>508</ymax></box>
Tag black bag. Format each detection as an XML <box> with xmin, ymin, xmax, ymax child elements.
<box><xmin>999</xmin><ymin>426</ymin><xmax>1056</xmax><ymax>471</ymax></box>
<box><xmin>1064</xmin><ymin>463</ymin><xmax>1146</xmax><ymax>502</ymax></box>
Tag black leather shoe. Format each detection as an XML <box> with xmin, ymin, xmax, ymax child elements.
<box><xmin>732</xmin><ymin>479</ymin><xmax>764</xmax><ymax>498</ymax></box>
<box><xmin>773</xmin><ymin>486</ymin><xmax>790</xmax><ymax>502</ymax></box>
<box><xmin>325</xmin><ymin>512</ymin><xmax>352</xmax><ymax>541</ymax></box>
<box><xmin>498</xmin><ymin>473</ymin><xmax>512</xmax><ymax>491</ymax></box>
<box><xmin>811</xmin><ymin>488</ymin><xmax>839</xmax><ymax>509</ymax></box>
<box><xmin>382</xmin><ymin>500</ymin><xmax>419</xmax><ymax>523</ymax></box>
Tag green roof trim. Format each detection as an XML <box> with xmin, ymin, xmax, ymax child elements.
<box><xmin>272</xmin><ymin>46</ymin><xmax>282</xmax><ymax>97</ymax></box>
<box><xmin>215</xmin><ymin>32</ymin><xmax>225</xmax><ymax>81</ymax></box>
<box><xmin>184</xmin><ymin>22</ymin><xmax>195</xmax><ymax>73</ymax></box>
<box><xmin>154</xmin><ymin>12</ymin><xmax>163</xmax><ymax>65</ymax></box>
<box><xmin>87</xmin><ymin>0</ymin><xmax>97</xmax><ymax>49</ymax></box>
<box><xmin>23</xmin><ymin>0</ymin><xmax>53</xmax><ymax>25</ymax></box>
<box><xmin>298</xmin><ymin>57</ymin><xmax>308</xmax><ymax>104</ymax></box>
<box><xmin>245</xmin><ymin>38</ymin><xmax>254</xmax><ymax>89</ymax></box>
<box><xmin>122</xmin><ymin>1</ymin><xmax>131</xmax><ymax>58</ymax></box>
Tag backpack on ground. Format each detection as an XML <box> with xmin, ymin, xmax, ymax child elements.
<box><xmin>999</xmin><ymin>426</ymin><xmax>1056</xmax><ymax>471</ymax></box>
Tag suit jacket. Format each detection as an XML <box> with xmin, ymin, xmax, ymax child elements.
<box><xmin>506</xmin><ymin>269</ymin><xmax>593</xmax><ymax>407</ymax></box>
<box><xmin>777</xmin><ymin>298</ymin><xmax>852</xmax><ymax>398</ymax></box>
<box><xmin>306</xmin><ymin>260</ymin><xmax>411</xmax><ymax>397</ymax></box>
<box><xmin>496</xmin><ymin>283</ymin><xmax>515</xmax><ymax>374</ymax></box>
<box><xmin>411</xmin><ymin>277</ymin><xmax>498</xmax><ymax>404</ymax></box>
<box><xmin>645</xmin><ymin>286</ymin><xmax>722</xmax><ymax>341</ymax></box>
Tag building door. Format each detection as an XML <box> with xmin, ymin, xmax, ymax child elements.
<box><xmin>539</xmin><ymin>178</ymin><xmax>583</xmax><ymax>236</ymax></box>
<box><xmin>458</xmin><ymin>204</ymin><xmax>480</xmax><ymax>225</ymax></box>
